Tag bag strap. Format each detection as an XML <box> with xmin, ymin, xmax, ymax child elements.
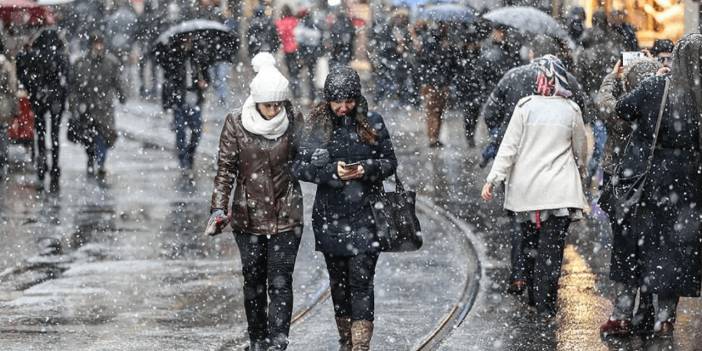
<box><xmin>644</xmin><ymin>78</ymin><xmax>670</xmax><ymax>174</ymax></box>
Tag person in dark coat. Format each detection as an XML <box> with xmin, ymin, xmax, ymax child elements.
<box><xmin>16</xmin><ymin>29</ymin><xmax>69</xmax><ymax>192</ymax></box>
<box><xmin>160</xmin><ymin>35</ymin><xmax>210</xmax><ymax>172</ymax></box>
<box><xmin>610</xmin><ymin>10</ymin><xmax>639</xmax><ymax>51</ymax></box>
<box><xmin>293</xmin><ymin>66</ymin><xmax>397</xmax><ymax>351</ymax></box>
<box><xmin>576</xmin><ymin>10</ymin><xmax>626</xmax><ymax>98</ymax></box>
<box><xmin>69</xmin><ymin>32</ymin><xmax>126</xmax><ymax>181</ymax></box>
<box><xmin>294</xmin><ymin>11</ymin><xmax>323</xmax><ymax>102</ymax></box>
<box><xmin>596</xmin><ymin>58</ymin><xmax>661</xmax><ymax>337</ymax></box>
<box><xmin>135</xmin><ymin>0</ymin><xmax>163</xmax><ymax>99</ymax></box>
<box><xmin>208</xmin><ymin>52</ymin><xmax>303</xmax><ymax>351</ymax></box>
<box><xmin>369</xmin><ymin>9</ymin><xmax>413</xmax><ymax>105</ymax></box>
<box><xmin>454</xmin><ymin>21</ymin><xmax>488</xmax><ymax>147</ymax></box>
<box><xmin>476</xmin><ymin>24</ymin><xmax>521</xmax><ymax>99</ymax></box>
<box><xmin>565</xmin><ymin>6</ymin><xmax>586</xmax><ymax>46</ymax></box>
<box><xmin>329</xmin><ymin>10</ymin><xmax>356</xmax><ymax>67</ymax></box>
<box><xmin>415</xmin><ymin>21</ymin><xmax>459</xmax><ymax>147</ymax></box>
<box><xmin>613</xmin><ymin>34</ymin><xmax>702</xmax><ymax>337</ymax></box>
<box><xmin>247</xmin><ymin>7</ymin><xmax>280</xmax><ymax>59</ymax></box>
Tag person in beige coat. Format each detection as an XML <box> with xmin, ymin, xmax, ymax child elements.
<box><xmin>481</xmin><ymin>55</ymin><xmax>589</xmax><ymax>319</ymax></box>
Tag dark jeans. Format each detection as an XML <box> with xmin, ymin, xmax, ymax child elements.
<box><xmin>174</xmin><ymin>103</ymin><xmax>202</xmax><ymax>169</ymax></box>
<box><xmin>324</xmin><ymin>253</ymin><xmax>379</xmax><ymax>321</ymax></box>
<box><xmin>235</xmin><ymin>230</ymin><xmax>302</xmax><ymax>346</ymax></box>
<box><xmin>518</xmin><ymin>216</ymin><xmax>570</xmax><ymax>316</ymax></box>
<box><xmin>86</xmin><ymin>133</ymin><xmax>109</xmax><ymax>172</ymax></box>
<box><xmin>32</xmin><ymin>100</ymin><xmax>64</xmax><ymax>179</ymax></box>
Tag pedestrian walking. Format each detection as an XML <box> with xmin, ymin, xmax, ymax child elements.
<box><xmin>481</xmin><ymin>56</ymin><xmax>589</xmax><ymax>319</ymax></box>
<box><xmin>294</xmin><ymin>10</ymin><xmax>323</xmax><ymax>103</ymax></box>
<box><xmin>160</xmin><ymin>35</ymin><xmax>209</xmax><ymax>172</ymax></box>
<box><xmin>414</xmin><ymin>21</ymin><xmax>458</xmax><ymax>148</ymax></box>
<box><xmin>68</xmin><ymin>32</ymin><xmax>126</xmax><ymax>181</ymax></box>
<box><xmin>329</xmin><ymin>10</ymin><xmax>355</xmax><ymax>67</ymax></box>
<box><xmin>15</xmin><ymin>29</ymin><xmax>69</xmax><ymax>192</ymax></box>
<box><xmin>596</xmin><ymin>57</ymin><xmax>662</xmax><ymax>337</ymax></box>
<box><xmin>0</xmin><ymin>34</ymin><xmax>18</xmax><ymax>174</ymax></box>
<box><xmin>609</xmin><ymin>34</ymin><xmax>702</xmax><ymax>337</ymax></box>
<box><xmin>293</xmin><ymin>66</ymin><xmax>397</xmax><ymax>350</ymax></box>
<box><xmin>247</xmin><ymin>6</ymin><xmax>280</xmax><ymax>58</ymax></box>
<box><xmin>207</xmin><ymin>52</ymin><xmax>303</xmax><ymax>351</ymax></box>
<box><xmin>276</xmin><ymin>5</ymin><xmax>301</xmax><ymax>99</ymax></box>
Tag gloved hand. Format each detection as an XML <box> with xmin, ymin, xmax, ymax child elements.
<box><xmin>310</xmin><ymin>148</ymin><xmax>330</xmax><ymax>167</ymax></box>
<box><xmin>205</xmin><ymin>209</ymin><xmax>229</xmax><ymax>236</ymax></box>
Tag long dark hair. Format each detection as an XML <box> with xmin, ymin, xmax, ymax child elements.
<box><xmin>669</xmin><ymin>34</ymin><xmax>702</xmax><ymax>146</ymax></box>
<box><xmin>305</xmin><ymin>96</ymin><xmax>378</xmax><ymax>145</ymax></box>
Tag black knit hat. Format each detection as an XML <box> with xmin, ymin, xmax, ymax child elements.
<box><xmin>651</xmin><ymin>39</ymin><xmax>674</xmax><ymax>56</ymax></box>
<box><xmin>324</xmin><ymin>65</ymin><xmax>361</xmax><ymax>101</ymax></box>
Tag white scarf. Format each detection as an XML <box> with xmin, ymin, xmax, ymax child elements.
<box><xmin>240</xmin><ymin>96</ymin><xmax>289</xmax><ymax>140</ymax></box>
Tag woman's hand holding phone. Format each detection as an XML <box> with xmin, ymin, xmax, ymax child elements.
<box><xmin>337</xmin><ymin>161</ymin><xmax>365</xmax><ymax>180</ymax></box>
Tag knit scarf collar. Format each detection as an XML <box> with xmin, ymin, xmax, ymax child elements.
<box><xmin>241</xmin><ymin>96</ymin><xmax>289</xmax><ymax>140</ymax></box>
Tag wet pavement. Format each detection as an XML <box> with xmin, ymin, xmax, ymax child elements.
<box><xmin>0</xmin><ymin>84</ymin><xmax>701</xmax><ymax>350</ymax></box>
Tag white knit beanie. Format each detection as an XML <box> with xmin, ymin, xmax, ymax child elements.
<box><xmin>249</xmin><ymin>52</ymin><xmax>290</xmax><ymax>103</ymax></box>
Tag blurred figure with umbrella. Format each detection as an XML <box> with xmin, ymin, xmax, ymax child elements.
<box><xmin>154</xmin><ymin>19</ymin><xmax>236</xmax><ymax>173</ymax></box>
<box><xmin>15</xmin><ymin>28</ymin><xmax>69</xmax><ymax>192</ymax></box>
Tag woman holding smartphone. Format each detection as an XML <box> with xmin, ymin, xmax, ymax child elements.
<box><xmin>207</xmin><ymin>52</ymin><xmax>303</xmax><ymax>351</ymax></box>
<box><xmin>293</xmin><ymin>66</ymin><xmax>397</xmax><ymax>351</ymax></box>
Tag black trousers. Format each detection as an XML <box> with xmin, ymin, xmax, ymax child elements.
<box><xmin>234</xmin><ymin>230</ymin><xmax>302</xmax><ymax>344</ymax></box>
<box><xmin>32</xmin><ymin>99</ymin><xmax>63</xmax><ymax>179</ymax></box>
<box><xmin>324</xmin><ymin>253</ymin><xmax>379</xmax><ymax>321</ymax></box>
<box><xmin>519</xmin><ymin>216</ymin><xmax>570</xmax><ymax>316</ymax></box>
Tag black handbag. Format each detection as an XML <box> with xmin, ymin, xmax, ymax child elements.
<box><xmin>66</xmin><ymin>115</ymin><xmax>87</xmax><ymax>145</ymax></box>
<box><xmin>370</xmin><ymin>174</ymin><xmax>423</xmax><ymax>252</ymax></box>
<box><xmin>610</xmin><ymin>79</ymin><xmax>669</xmax><ymax>212</ymax></box>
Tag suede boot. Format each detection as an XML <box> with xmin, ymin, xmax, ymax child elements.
<box><xmin>351</xmin><ymin>320</ymin><xmax>373</xmax><ymax>351</ymax></box>
<box><xmin>335</xmin><ymin>317</ymin><xmax>352</xmax><ymax>351</ymax></box>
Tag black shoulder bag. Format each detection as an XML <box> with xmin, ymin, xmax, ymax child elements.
<box><xmin>612</xmin><ymin>78</ymin><xmax>669</xmax><ymax>211</ymax></box>
<box><xmin>371</xmin><ymin>173</ymin><xmax>423</xmax><ymax>252</ymax></box>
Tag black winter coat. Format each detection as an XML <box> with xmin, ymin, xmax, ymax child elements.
<box><xmin>160</xmin><ymin>53</ymin><xmax>209</xmax><ymax>110</ymax></box>
<box><xmin>615</xmin><ymin>76</ymin><xmax>702</xmax><ymax>297</ymax></box>
<box><xmin>16</xmin><ymin>30</ymin><xmax>69</xmax><ymax>106</ymax></box>
<box><xmin>293</xmin><ymin>101</ymin><xmax>397</xmax><ymax>256</ymax></box>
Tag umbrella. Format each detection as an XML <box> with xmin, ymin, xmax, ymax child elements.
<box><xmin>415</xmin><ymin>3</ymin><xmax>477</xmax><ymax>24</ymax></box>
<box><xmin>483</xmin><ymin>6</ymin><xmax>568</xmax><ymax>40</ymax></box>
<box><xmin>153</xmin><ymin>19</ymin><xmax>237</xmax><ymax>65</ymax></box>
<box><xmin>0</xmin><ymin>0</ymin><xmax>54</xmax><ymax>27</ymax></box>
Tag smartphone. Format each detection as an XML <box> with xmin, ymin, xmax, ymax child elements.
<box><xmin>621</xmin><ymin>51</ymin><xmax>644</xmax><ymax>67</ymax></box>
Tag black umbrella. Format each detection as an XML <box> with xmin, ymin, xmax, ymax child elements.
<box><xmin>483</xmin><ymin>6</ymin><xmax>569</xmax><ymax>41</ymax></box>
<box><xmin>152</xmin><ymin>19</ymin><xmax>237</xmax><ymax>66</ymax></box>
<box><xmin>415</xmin><ymin>3</ymin><xmax>477</xmax><ymax>24</ymax></box>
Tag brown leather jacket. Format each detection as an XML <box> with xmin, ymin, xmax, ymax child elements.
<box><xmin>210</xmin><ymin>102</ymin><xmax>303</xmax><ymax>235</ymax></box>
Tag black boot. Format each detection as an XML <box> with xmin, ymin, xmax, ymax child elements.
<box><xmin>49</xmin><ymin>167</ymin><xmax>60</xmax><ymax>193</ymax></box>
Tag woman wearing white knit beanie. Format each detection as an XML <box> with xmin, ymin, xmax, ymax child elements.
<box><xmin>207</xmin><ymin>52</ymin><xmax>304</xmax><ymax>351</ymax></box>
